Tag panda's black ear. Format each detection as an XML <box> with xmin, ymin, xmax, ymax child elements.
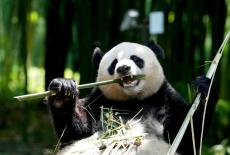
<box><xmin>147</xmin><ymin>40</ymin><xmax>165</xmax><ymax>59</ymax></box>
<box><xmin>92</xmin><ymin>47</ymin><xmax>104</xmax><ymax>69</ymax></box>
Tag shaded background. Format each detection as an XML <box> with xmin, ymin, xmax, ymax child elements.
<box><xmin>0</xmin><ymin>0</ymin><xmax>230</xmax><ymax>154</ymax></box>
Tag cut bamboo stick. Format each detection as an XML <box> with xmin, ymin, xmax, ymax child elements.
<box><xmin>14</xmin><ymin>74</ymin><xmax>145</xmax><ymax>102</ymax></box>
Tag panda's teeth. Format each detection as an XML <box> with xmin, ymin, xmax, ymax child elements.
<box><xmin>123</xmin><ymin>80</ymin><xmax>138</xmax><ymax>88</ymax></box>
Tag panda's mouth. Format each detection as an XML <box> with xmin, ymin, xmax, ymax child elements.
<box><xmin>119</xmin><ymin>75</ymin><xmax>140</xmax><ymax>88</ymax></box>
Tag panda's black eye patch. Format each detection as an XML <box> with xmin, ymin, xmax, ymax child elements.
<box><xmin>130</xmin><ymin>55</ymin><xmax>144</xmax><ymax>68</ymax></box>
<box><xmin>108</xmin><ymin>58</ymin><xmax>118</xmax><ymax>75</ymax></box>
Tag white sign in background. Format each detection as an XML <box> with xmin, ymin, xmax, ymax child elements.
<box><xmin>149</xmin><ymin>11</ymin><xmax>164</xmax><ymax>35</ymax></box>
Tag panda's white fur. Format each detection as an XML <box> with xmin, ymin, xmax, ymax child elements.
<box><xmin>97</xmin><ymin>42</ymin><xmax>165</xmax><ymax>101</ymax></box>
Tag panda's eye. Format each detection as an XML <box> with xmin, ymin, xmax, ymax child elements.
<box><xmin>130</xmin><ymin>55</ymin><xmax>144</xmax><ymax>69</ymax></box>
<box><xmin>108</xmin><ymin>59</ymin><xmax>118</xmax><ymax>75</ymax></box>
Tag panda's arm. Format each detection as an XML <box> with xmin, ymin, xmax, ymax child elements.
<box><xmin>164</xmin><ymin>77</ymin><xmax>217</xmax><ymax>154</ymax></box>
<box><xmin>47</xmin><ymin>78</ymin><xmax>93</xmax><ymax>147</ymax></box>
<box><xmin>175</xmin><ymin>95</ymin><xmax>216</xmax><ymax>155</ymax></box>
<box><xmin>163</xmin><ymin>94</ymin><xmax>202</xmax><ymax>154</ymax></box>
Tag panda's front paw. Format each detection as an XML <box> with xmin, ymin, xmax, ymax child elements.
<box><xmin>48</xmin><ymin>78</ymin><xmax>79</xmax><ymax>98</ymax></box>
<box><xmin>47</xmin><ymin>78</ymin><xmax>79</xmax><ymax>109</ymax></box>
<box><xmin>191</xmin><ymin>75</ymin><xmax>211</xmax><ymax>95</ymax></box>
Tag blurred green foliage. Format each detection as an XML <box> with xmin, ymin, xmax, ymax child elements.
<box><xmin>0</xmin><ymin>0</ymin><xmax>230</xmax><ymax>154</ymax></box>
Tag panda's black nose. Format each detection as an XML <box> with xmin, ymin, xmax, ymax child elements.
<box><xmin>116</xmin><ymin>65</ymin><xmax>131</xmax><ymax>75</ymax></box>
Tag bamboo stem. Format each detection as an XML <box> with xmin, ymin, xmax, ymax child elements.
<box><xmin>167</xmin><ymin>30</ymin><xmax>230</xmax><ymax>155</ymax></box>
<box><xmin>14</xmin><ymin>90</ymin><xmax>57</xmax><ymax>102</ymax></box>
<box><xmin>14</xmin><ymin>74</ymin><xmax>145</xmax><ymax>102</ymax></box>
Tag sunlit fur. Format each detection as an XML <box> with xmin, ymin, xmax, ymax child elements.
<box><xmin>97</xmin><ymin>42</ymin><xmax>165</xmax><ymax>101</ymax></box>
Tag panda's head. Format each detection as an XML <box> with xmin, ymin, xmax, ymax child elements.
<box><xmin>93</xmin><ymin>42</ymin><xmax>165</xmax><ymax>101</ymax></box>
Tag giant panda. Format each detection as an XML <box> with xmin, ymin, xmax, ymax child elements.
<box><xmin>46</xmin><ymin>42</ymin><xmax>215</xmax><ymax>155</ymax></box>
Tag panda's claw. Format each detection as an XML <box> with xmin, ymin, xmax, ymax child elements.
<box><xmin>68</xmin><ymin>91</ymin><xmax>71</xmax><ymax>97</ymax></box>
